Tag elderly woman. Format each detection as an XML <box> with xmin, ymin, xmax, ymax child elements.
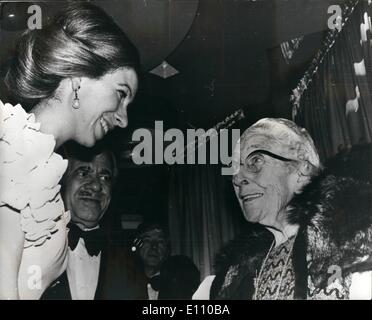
<box><xmin>0</xmin><ymin>3</ymin><xmax>139</xmax><ymax>299</ymax></box>
<box><xmin>194</xmin><ymin>118</ymin><xmax>372</xmax><ymax>300</ymax></box>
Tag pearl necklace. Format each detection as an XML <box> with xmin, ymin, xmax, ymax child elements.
<box><xmin>253</xmin><ymin>234</ymin><xmax>297</xmax><ymax>300</ymax></box>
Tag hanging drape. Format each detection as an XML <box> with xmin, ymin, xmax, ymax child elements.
<box><xmin>168</xmin><ymin>164</ymin><xmax>242</xmax><ymax>279</ymax></box>
<box><xmin>292</xmin><ymin>0</ymin><xmax>372</xmax><ymax>161</ymax></box>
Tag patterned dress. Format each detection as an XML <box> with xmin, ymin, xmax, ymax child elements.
<box><xmin>253</xmin><ymin>236</ymin><xmax>351</xmax><ymax>300</ymax></box>
<box><xmin>253</xmin><ymin>236</ymin><xmax>296</xmax><ymax>300</ymax></box>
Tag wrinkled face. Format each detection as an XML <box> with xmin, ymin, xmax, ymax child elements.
<box><xmin>63</xmin><ymin>153</ymin><xmax>114</xmax><ymax>229</ymax></box>
<box><xmin>138</xmin><ymin>230</ymin><xmax>169</xmax><ymax>270</ymax></box>
<box><xmin>232</xmin><ymin>134</ymin><xmax>300</xmax><ymax>227</ymax></box>
<box><xmin>75</xmin><ymin>67</ymin><xmax>138</xmax><ymax>147</ymax></box>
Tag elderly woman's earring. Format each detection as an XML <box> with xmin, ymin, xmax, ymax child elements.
<box><xmin>72</xmin><ymin>87</ymin><xmax>80</xmax><ymax>109</ymax></box>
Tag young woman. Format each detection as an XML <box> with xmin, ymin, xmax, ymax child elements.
<box><xmin>0</xmin><ymin>3</ymin><xmax>139</xmax><ymax>299</ymax></box>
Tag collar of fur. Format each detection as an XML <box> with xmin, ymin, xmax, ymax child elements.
<box><xmin>288</xmin><ymin>171</ymin><xmax>372</xmax><ymax>288</ymax></box>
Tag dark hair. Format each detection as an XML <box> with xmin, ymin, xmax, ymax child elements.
<box><xmin>135</xmin><ymin>222</ymin><xmax>169</xmax><ymax>239</ymax></box>
<box><xmin>5</xmin><ymin>2</ymin><xmax>140</xmax><ymax>107</ymax></box>
<box><xmin>61</xmin><ymin>140</ymin><xmax>119</xmax><ymax>182</ymax></box>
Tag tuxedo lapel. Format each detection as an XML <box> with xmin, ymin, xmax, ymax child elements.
<box><xmin>94</xmin><ymin>247</ymin><xmax>106</xmax><ymax>300</ymax></box>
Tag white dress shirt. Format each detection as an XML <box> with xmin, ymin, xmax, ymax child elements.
<box><xmin>147</xmin><ymin>283</ymin><xmax>159</xmax><ymax>300</ymax></box>
<box><xmin>147</xmin><ymin>272</ymin><xmax>160</xmax><ymax>300</ymax></box>
<box><xmin>66</xmin><ymin>237</ymin><xmax>101</xmax><ymax>300</ymax></box>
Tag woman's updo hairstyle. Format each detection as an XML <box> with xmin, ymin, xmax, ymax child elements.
<box><xmin>5</xmin><ymin>2</ymin><xmax>140</xmax><ymax>107</ymax></box>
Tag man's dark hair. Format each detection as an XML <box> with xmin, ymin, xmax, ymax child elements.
<box><xmin>60</xmin><ymin>140</ymin><xmax>118</xmax><ymax>184</ymax></box>
<box><xmin>135</xmin><ymin>222</ymin><xmax>169</xmax><ymax>239</ymax></box>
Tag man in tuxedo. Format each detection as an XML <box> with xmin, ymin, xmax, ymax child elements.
<box><xmin>42</xmin><ymin>143</ymin><xmax>117</xmax><ymax>300</ymax></box>
<box><xmin>135</xmin><ymin>223</ymin><xmax>170</xmax><ymax>300</ymax></box>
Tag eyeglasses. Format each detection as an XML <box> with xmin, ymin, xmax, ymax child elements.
<box><xmin>242</xmin><ymin>149</ymin><xmax>296</xmax><ymax>173</ymax></box>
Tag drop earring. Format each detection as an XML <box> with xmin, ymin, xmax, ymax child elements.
<box><xmin>72</xmin><ymin>86</ymin><xmax>80</xmax><ymax>109</ymax></box>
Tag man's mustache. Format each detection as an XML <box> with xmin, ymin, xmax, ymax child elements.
<box><xmin>77</xmin><ymin>189</ymin><xmax>103</xmax><ymax>201</ymax></box>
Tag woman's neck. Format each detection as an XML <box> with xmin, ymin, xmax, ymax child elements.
<box><xmin>264</xmin><ymin>211</ymin><xmax>299</xmax><ymax>247</ymax></box>
<box><xmin>31</xmin><ymin>99</ymin><xmax>73</xmax><ymax>150</ymax></box>
<box><xmin>266</xmin><ymin>224</ymin><xmax>299</xmax><ymax>247</ymax></box>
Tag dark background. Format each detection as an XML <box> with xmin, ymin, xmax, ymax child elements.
<box><xmin>0</xmin><ymin>0</ymin><xmax>344</xmax><ymax>237</ymax></box>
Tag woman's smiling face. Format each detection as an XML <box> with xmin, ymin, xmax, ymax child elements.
<box><xmin>74</xmin><ymin>67</ymin><xmax>138</xmax><ymax>147</ymax></box>
<box><xmin>232</xmin><ymin>134</ymin><xmax>300</xmax><ymax>227</ymax></box>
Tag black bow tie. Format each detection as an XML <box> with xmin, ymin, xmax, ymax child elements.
<box><xmin>67</xmin><ymin>223</ymin><xmax>104</xmax><ymax>257</ymax></box>
<box><xmin>148</xmin><ymin>275</ymin><xmax>161</xmax><ymax>291</ymax></box>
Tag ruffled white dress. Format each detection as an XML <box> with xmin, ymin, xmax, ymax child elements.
<box><xmin>0</xmin><ymin>101</ymin><xmax>70</xmax><ymax>299</ymax></box>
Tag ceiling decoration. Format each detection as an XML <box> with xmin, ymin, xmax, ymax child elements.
<box><xmin>291</xmin><ymin>0</ymin><xmax>359</xmax><ymax>119</ymax></box>
<box><xmin>149</xmin><ymin>61</ymin><xmax>179</xmax><ymax>79</ymax></box>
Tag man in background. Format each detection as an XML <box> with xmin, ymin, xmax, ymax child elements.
<box><xmin>42</xmin><ymin>143</ymin><xmax>117</xmax><ymax>300</ymax></box>
<box><xmin>133</xmin><ymin>222</ymin><xmax>200</xmax><ymax>300</ymax></box>
<box><xmin>100</xmin><ymin>221</ymin><xmax>200</xmax><ymax>299</ymax></box>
